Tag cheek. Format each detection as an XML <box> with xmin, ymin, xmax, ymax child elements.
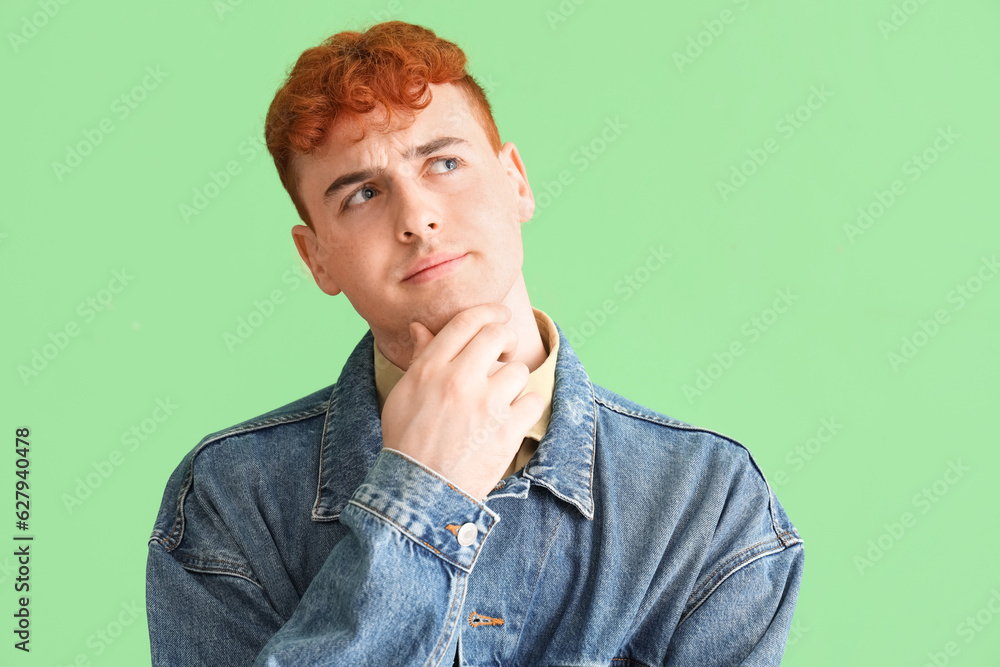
<box><xmin>317</xmin><ymin>238</ymin><xmax>365</xmax><ymax>284</ymax></box>
<box><xmin>462</xmin><ymin>175</ymin><xmax>516</xmax><ymax>227</ymax></box>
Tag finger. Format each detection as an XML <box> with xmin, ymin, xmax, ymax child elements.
<box><xmin>496</xmin><ymin>337</ymin><xmax>518</xmax><ymax>363</ymax></box>
<box><xmin>509</xmin><ymin>390</ymin><xmax>546</xmax><ymax>431</ymax></box>
<box><xmin>487</xmin><ymin>360</ymin><xmax>532</xmax><ymax>402</ymax></box>
<box><xmin>455</xmin><ymin>321</ymin><xmax>519</xmax><ymax>379</ymax></box>
<box><xmin>408</xmin><ymin>321</ymin><xmax>434</xmax><ymax>365</ymax></box>
<box><xmin>419</xmin><ymin>303</ymin><xmax>512</xmax><ymax>365</ymax></box>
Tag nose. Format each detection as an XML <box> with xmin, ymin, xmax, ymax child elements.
<box><xmin>393</xmin><ymin>180</ymin><xmax>441</xmax><ymax>242</ymax></box>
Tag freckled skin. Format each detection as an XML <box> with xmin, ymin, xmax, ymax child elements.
<box><xmin>290</xmin><ymin>83</ymin><xmax>545</xmax><ymax>373</ymax></box>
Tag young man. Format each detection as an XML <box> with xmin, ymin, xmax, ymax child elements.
<box><xmin>146</xmin><ymin>21</ymin><xmax>804</xmax><ymax>666</ymax></box>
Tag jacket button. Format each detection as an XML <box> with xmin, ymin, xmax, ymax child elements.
<box><xmin>457</xmin><ymin>522</ymin><xmax>478</xmax><ymax>546</ymax></box>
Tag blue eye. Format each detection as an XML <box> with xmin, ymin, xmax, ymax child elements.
<box><xmin>341</xmin><ymin>157</ymin><xmax>462</xmax><ymax>212</ymax></box>
<box><xmin>429</xmin><ymin>157</ymin><xmax>461</xmax><ymax>174</ymax></box>
<box><xmin>344</xmin><ymin>185</ymin><xmax>377</xmax><ymax>210</ymax></box>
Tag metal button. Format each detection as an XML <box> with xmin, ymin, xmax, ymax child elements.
<box><xmin>457</xmin><ymin>522</ymin><xmax>478</xmax><ymax>547</ymax></box>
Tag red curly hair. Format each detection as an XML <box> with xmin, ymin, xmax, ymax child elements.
<box><xmin>264</xmin><ymin>21</ymin><xmax>502</xmax><ymax>229</ymax></box>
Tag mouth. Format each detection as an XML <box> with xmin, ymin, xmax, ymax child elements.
<box><xmin>402</xmin><ymin>252</ymin><xmax>468</xmax><ymax>284</ymax></box>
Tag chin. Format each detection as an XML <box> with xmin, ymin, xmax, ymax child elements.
<box><xmin>413</xmin><ymin>286</ymin><xmax>508</xmax><ymax>334</ymax></box>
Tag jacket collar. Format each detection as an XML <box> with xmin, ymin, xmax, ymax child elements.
<box><xmin>312</xmin><ymin>320</ymin><xmax>596</xmax><ymax>522</ymax></box>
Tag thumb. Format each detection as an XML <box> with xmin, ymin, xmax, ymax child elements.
<box><xmin>409</xmin><ymin>321</ymin><xmax>433</xmax><ymax>365</ymax></box>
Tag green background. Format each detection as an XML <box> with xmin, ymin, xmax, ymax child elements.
<box><xmin>3</xmin><ymin>0</ymin><xmax>998</xmax><ymax>664</ymax></box>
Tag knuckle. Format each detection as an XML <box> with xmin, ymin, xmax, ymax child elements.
<box><xmin>481</xmin><ymin>322</ymin><xmax>509</xmax><ymax>340</ymax></box>
<box><xmin>451</xmin><ymin>310</ymin><xmax>478</xmax><ymax>330</ymax></box>
<box><xmin>442</xmin><ymin>371</ymin><xmax>472</xmax><ymax>395</ymax></box>
<box><xmin>408</xmin><ymin>362</ymin><xmax>434</xmax><ymax>385</ymax></box>
<box><xmin>507</xmin><ymin>360</ymin><xmax>530</xmax><ymax>378</ymax></box>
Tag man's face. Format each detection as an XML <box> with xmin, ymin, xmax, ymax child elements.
<box><xmin>291</xmin><ymin>82</ymin><xmax>535</xmax><ymax>347</ymax></box>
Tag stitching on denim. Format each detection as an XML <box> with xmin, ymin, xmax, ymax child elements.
<box><xmin>171</xmin><ymin>553</ymin><xmax>263</xmax><ymax>590</ymax></box>
<box><xmin>687</xmin><ymin>535</ymin><xmax>784</xmax><ymax>601</ymax></box>
<box><xmin>346</xmin><ymin>499</ymin><xmax>479</xmax><ymax>571</ymax></box>
<box><xmin>174</xmin><ymin>553</ymin><xmax>256</xmax><ymax>578</ymax></box>
<box><xmin>203</xmin><ymin>403</ymin><xmax>330</xmax><ymax>441</ymax></box>
<box><xmin>679</xmin><ymin>543</ymin><xmax>800</xmax><ymax>625</ymax></box>
<box><xmin>468</xmin><ymin>611</ymin><xmax>504</xmax><ymax>627</ymax></box>
<box><xmin>509</xmin><ymin>511</ymin><xmax>565</xmax><ymax>662</ymax></box>
<box><xmin>158</xmin><ymin>399</ymin><xmax>330</xmax><ymax>551</ymax></box>
<box><xmin>159</xmin><ymin>462</ymin><xmax>195</xmax><ymax>551</ymax></box>
<box><xmin>522</xmin><ymin>473</ymin><xmax>591</xmax><ymax>521</ymax></box>
<box><xmin>593</xmin><ymin>393</ymin><xmax>680</xmax><ymax>427</ymax></box>
<box><xmin>445</xmin><ymin>524</ymin><xmax>462</xmax><ymax>537</ymax></box>
<box><xmin>426</xmin><ymin>572</ymin><xmax>468</xmax><ymax>667</ymax></box>
<box><xmin>382</xmin><ymin>448</ymin><xmax>485</xmax><ymax>507</ymax></box>
<box><xmin>312</xmin><ymin>384</ymin><xmax>340</xmax><ymax>519</ymax></box>
<box><xmin>181</xmin><ymin>554</ymin><xmax>250</xmax><ymax>570</ymax></box>
<box><xmin>427</xmin><ymin>580</ymin><xmax>457</xmax><ymax>665</ymax></box>
<box><xmin>522</xmin><ymin>385</ymin><xmax>598</xmax><ymax>520</ymax></box>
<box><xmin>446</xmin><ymin>481</ymin><xmax>471</xmax><ymax>501</ymax></box>
<box><xmin>585</xmin><ymin>381</ymin><xmax>597</xmax><ymax>517</ymax></box>
<box><xmin>593</xmin><ymin>393</ymin><xmax>792</xmax><ymax>538</ymax></box>
<box><xmin>682</xmin><ymin>528</ymin><xmax>801</xmax><ymax>621</ymax></box>
<box><xmin>174</xmin><ymin>562</ymin><xmax>264</xmax><ymax>591</ymax></box>
<box><xmin>593</xmin><ymin>397</ymin><xmax>768</xmax><ymax>479</ymax></box>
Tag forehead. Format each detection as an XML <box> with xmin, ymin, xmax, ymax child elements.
<box><xmin>299</xmin><ymin>82</ymin><xmax>486</xmax><ymax>171</ymax></box>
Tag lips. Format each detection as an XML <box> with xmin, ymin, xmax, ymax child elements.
<box><xmin>402</xmin><ymin>252</ymin><xmax>467</xmax><ymax>281</ymax></box>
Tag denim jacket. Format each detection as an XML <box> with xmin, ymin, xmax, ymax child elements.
<box><xmin>146</xmin><ymin>321</ymin><xmax>804</xmax><ymax>666</ymax></box>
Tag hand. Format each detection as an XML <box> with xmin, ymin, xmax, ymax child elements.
<box><xmin>380</xmin><ymin>303</ymin><xmax>545</xmax><ymax>502</ymax></box>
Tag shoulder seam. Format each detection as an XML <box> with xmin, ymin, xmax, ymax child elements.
<box><xmin>200</xmin><ymin>399</ymin><xmax>332</xmax><ymax>444</ymax></box>
<box><xmin>678</xmin><ymin>537</ymin><xmax>803</xmax><ymax>625</ymax></box>
<box><xmin>592</xmin><ymin>392</ymin><xmax>793</xmax><ymax>540</ymax></box>
<box><xmin>594</xmin><ymin>393</ymin><xmax>689</xmax><ymax>429</ymax></box>
<box><xmin>154</xmin><ymin>398</ymin><xmax>331</xmax><ymax>553</ymax></box>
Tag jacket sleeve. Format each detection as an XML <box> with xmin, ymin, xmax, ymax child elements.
<box><xmin>662</xmin><ymin>539</ymin><xmax>804</xmax><ymax>666</ymax></box>
<box><xmin>146</xmin><ymin>447</ymin><xmax>495</xmax><ymax>666</ymax></box>
<box><xmin>618</xmin><ymin>432</ymin><xmax>806</xmax><ymax>667</ymax></box>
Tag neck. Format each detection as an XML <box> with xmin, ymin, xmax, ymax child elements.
<box><xmin>373</xmin><ymin>273</ymin><xmax>547</xmax><ymax>374</ymax></box>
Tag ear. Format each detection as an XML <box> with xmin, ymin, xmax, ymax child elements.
<box><xmin>291</xmin><ymin>224</ymin><xmax>342</xmax><ymax>296</ymax></box>
<box><xmin>500</xmin><ymin>142</ymin><xmax>535</xmax><ymax>223</ymax></box>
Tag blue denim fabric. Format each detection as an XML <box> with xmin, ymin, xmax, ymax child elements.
<box><xmin>146</xmin><ymin>322</ymin><xmax>804</xmax><ymax>666</ymax></box>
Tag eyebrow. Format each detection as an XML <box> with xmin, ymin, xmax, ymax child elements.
<box><xmin>321</xmin><ymin>136</ymin><xmax>472</xmax><ymax>207</ymax></box>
